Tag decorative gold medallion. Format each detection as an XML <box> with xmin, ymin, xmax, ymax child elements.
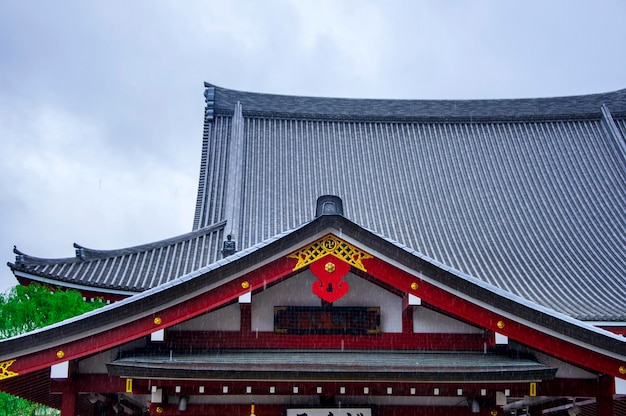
<box><xmin>288</xmin><ymin>234</ymin><xmax>372</xmax><ymax>272</ymax></box>
<box><xmin>325</xmin><ymin>262</ymin><xmax>336</xmax><ymax>273</ymax></box>
<box><xmin>0</xmin><ymin>359</ymin><xmax>18</xmax><ymax>380</ymax></box>
<box><xmin>619</xmin><ymin>366</ymin><xmax>626</xmax><ymax>375</ymax></box>
<box><xmin>153</xmin><ymin>317</ymin><xmax>162</xmax><ymax>325</ymax></box>
<box><xmin>410</xmin><ymin>282</ymin><xmax>419</xmax><ymax>291</ymax></box>
<box><xmin>496</xmin><ymin>321</ymin><xmax>505</xmax><ymax>329</ymax></box>
<box><xmin>56</xmin><ymin>350</ymin><xmax>65</xmax><ymax>359</ymax></box>
<box><xmin>241</xmin><ymin>281</ymin><xmax>250</xmax><ymax>289</ymax></box>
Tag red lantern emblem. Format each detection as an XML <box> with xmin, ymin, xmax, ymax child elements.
<box><xmin>309</xmin><ymin>254</ymin><xmax>351</xmax><ymax>302</ymax></box>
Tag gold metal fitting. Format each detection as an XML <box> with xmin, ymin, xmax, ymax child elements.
<box><xmin>410</xmin><ymin>282</ymin><xmax>418</xmax><ymax>291</ymax></box>
<box><xmin>56</xmin><ymin>350</ymin><xmax>65</xmax><ymax>359</ymax></box>
<box><xmin>497</xmin><ymin>321</ymin><xmax>505</xmax><ymax>329</ymax></box>
<box><xmin>241</xmin><ymin>281</ymin><xmax>250</xmax><ymax>289</ymax></box>
<box><xmin>619</xmin><ymin>366</ymin><xmax>626</xmax><ymax>375</ymax></box>
<box><xmin>325</xmin><ymin>262</ymin><xmax>336</xmax><ymax>273</ymax></box>
<box><xmin>156</xmin><ymin>406</ymin><xmax>164</xmax><ymax>413</ymax></box>
<box><xmin>153</xmin><ymin>317</ymin><xmax>162</xmax><ymax>325</ymax></box>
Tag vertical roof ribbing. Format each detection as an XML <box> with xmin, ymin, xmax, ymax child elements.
<box><xmin>601</xmin><ymin>104</ymin><xmax>626</xmax><ymax>163</ymax></box>
<box><xmin>223</xmin><ymin>102</ymin><xmax>245</xmax><ymax>242</ymax></box>
<box><xmin>192</xmin><ymin>116</ymin><xmax>211</xmax><ymax>230</ymax></box>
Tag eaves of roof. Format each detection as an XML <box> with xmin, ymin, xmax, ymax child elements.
<box><xmin>7</xmin><ymin>220</ymin><xmax>227</xmax><ymax>292</ymax></box>
<box><xmin>204</xmin><ymin>82</ymin><xmax>626</xmax><ymax>122</ymax></box>
<box><xmin>107</xmin><ymin>349</ymin><xmax>557</xmax><ymax>382</ymax></box>
<box><xmin>0</xmin><ymin>215</ymin><xmax>624</xmax><ymax>366</ymax></box>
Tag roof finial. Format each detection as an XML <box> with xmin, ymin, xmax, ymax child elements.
<box><xmin>204</xmin><ymin>86</ymin><xmax>215</xmax><ymax>121</ymax></box>
<box><xmin>222</xmin><ymin>234</ymin><xmax>236</xmax><ymax>257</ymax></box>
<box><xmin>315</xmin><ymin>195</ymin><xmax>344</xmax><ymax>217</ymax></box>
<box><xmin>13</xmin><ymin>246</ymin><xmax>24</xmax><ymax>264</ymax></box>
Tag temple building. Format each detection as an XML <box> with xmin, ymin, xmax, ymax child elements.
<box><xmin>1</xmin><ymin>83</ymin><xmax>626</xmax><ymax>415</ymax></box>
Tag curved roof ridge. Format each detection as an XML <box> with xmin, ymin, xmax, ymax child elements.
<box><xmin>13</xmin><ymin>220</ymin><xmax>227</xmax><ymax>264</ymax></box>
<box><xmin>73</xmin><ymin>220</ymin><xmax>227</xmax><ymax>259</ymax></box>
<box><xmin>11</xmin><ymin>245</ymin><xmax>76</xmax><ymax>264</ymax></box>
<box><xmin>204</xmin><ymin>82</ymin><xmax>626</xmax><ymax>120</ymax></box>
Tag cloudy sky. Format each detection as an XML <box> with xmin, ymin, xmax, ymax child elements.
<box><xmin>1</xmin><ymin>1</ymin><xmax>625</xmax><ymax>293</ymax></box>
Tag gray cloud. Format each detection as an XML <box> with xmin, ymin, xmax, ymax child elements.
<box><xmin>1</xmin><ymin>0</ymin><xmax>625</xmax><ymax>292</ymax></box>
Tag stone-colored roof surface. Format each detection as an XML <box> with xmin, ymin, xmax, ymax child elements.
<box><xmin>10</xmin><ymin>84</ymin><xmax>626</xmax><ymax>321</ymax></box>
<box><xmin>10</xmin><ymin>222</ymin><xmax>225</xmax><ymax>293</ymax></box>
<box><xmin>108</xmin><ymin>349</ymin><xmax>557</xmax><ymax>382</ymax></box>
<box><xmin>194</xmin><ymin>84</ymin><xmax>626</xmax><ymax>321</ymax></box>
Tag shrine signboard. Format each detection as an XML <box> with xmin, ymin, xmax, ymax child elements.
<box><xmin>287</xmin><ymin>408</ymin><xmax>372</xmax><ymax>416</ymax></box>
<box><xmin>274</xmin><ymin>306</ymin><xmax>380</xmax><ymax>334</ymax></box>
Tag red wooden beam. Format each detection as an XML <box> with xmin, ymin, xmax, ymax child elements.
<box><xmin>6</xmin><ymin>236</ymin><xmax>626</xmax><ymax>382</ymax></box>
<box><xmin>46</xmin><ymin>374</ymin><xmax>605</xmax><ymax>403</ymax></box>
<box><xmin>164</xmin><ymin>330</ymin><xmax>488</xmax><ymax>350</ymax></box>
<box><xmin>149</xmin><ymin>403</ymin><xmax>283</xmax><ymax>416</ymax></box>
<box><xmin>362</xmin><ymin>257</ymin><xmax>626</xmax><ymax>379</ymax></box>
<box><xmin>7</xmin><ymin>256</ymin><xmax>298</xmax><ymax>376</ymax></box>
<box><xmin>50</xmin><ymin>374</ymin><xmax>127</xmax><ymax>394</ymax></box>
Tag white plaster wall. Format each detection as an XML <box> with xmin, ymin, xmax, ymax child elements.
<box><xmin>174</xmin><ymin>302</ymin><xmax>240</xmax><ymax>331</ymax></box>
<box><xmin>412</xmin><ymin>307</ymin><xmax>483</xmax><ymax>334</ymax></box>
<box><xmin>79</xmin><ymin>338</ymin><xmax>147</xmax><ymax>374</ymax></box>
<box><xmin>251</xmin><ymin>270</ymin><xmax>403</xmax><ymax>333</ymax></box>
<box><xmin>251</xmin><ymin>271</ymin><xmax>323</xmax><ymax>332</ymax></box>
<box><xmin>169</xmin><ymin>272</ymin><xmax>486</xmax><ymax>335</ymax></box>
<box><xmin>333</xmin><ymin>273</ymin><xmax>402</xmax><ymax>333</ymax></box>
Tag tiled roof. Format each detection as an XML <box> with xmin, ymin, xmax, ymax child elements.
<box><xmin>205</xmin><ymin>81</ymin><xmax>626</xmax><ymax>120</ymax></box>
<box><xmin>10</xmin><ymin>84</ymin><xmax>626</xmax><ymax>321</ymax></box>
<box><xmin>10</xmin><ymin>221</ymin><xmax>226</xmax><ymax>293</ymax></box>
<box><xmin>108</xmin><ymin>349</ymin><xmax>557</xmax><ymax>382</ymax></box>
<box><xmin>194</xmin><ymin>85</ymin><xmax>626</xmax><ymax>321</ymax></box>
<box><xmin>2</xmin><ymin>215</ymin><xmax>625</xmax><ymax>365</ymax></box>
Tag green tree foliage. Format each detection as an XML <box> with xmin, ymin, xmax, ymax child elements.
<box><xmin>0</xmin><ymin>284</ymin><xmax>105</xmax><ymax>415</ymax></box>
<box><xmin>0</xmin><ymin>391</ymin><xmax>59</xmax><ymax>416</ymax></box>
<box><xmin>0</xmin><ymin>283</ymin><xmax>104</xmax><ymax>339</ymax></box>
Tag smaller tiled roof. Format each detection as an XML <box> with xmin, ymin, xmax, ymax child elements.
<box><xmin>108</xmin><ymin>349</ymin><xmax>557</xmax><ymax>382</ymax></box>
<box><xmin>8</xmin><ymin>221</ymin><xmax>226</xmax><ymax>293</ymax></box>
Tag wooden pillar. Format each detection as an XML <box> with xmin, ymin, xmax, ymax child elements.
<box><xmin>402</xmin><ymin>295</ymin><xmax>417</xmax><ymax>334</ymax></box>
<box><xmin>59</xmin><ymin>380</ymin><xmax>78</xmax><ymax>416</ymax></box>
<box><xmin>240</xmin><ymin>290</ymin><xmax>252</xmax><ymax>334</ymax></box>
<box><xmin>240</xmin><ymin>303</ymin><xmax>252</xmax><ymax>334</ymax></box>
<box><xmin>596</xmin><ymin>375</ymin><xmax>614</xmax><ymax>415</ymax></box>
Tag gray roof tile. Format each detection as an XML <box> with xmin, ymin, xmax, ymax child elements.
<box><xmin>10</xmin><ymin>221</ymin><xmax>226</xmax><ymax>293</ymax></box>
<box><xmin>193</xmin><ymin>85</ymin><xmax>626</xmax><ymax>321</ymax></box>
<box><xmin>10</xmin><ymin>84</ymin><xmax>626</xmax><ymax>321</ymax></box>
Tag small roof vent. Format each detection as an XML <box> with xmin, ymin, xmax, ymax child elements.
<box><xmin>315</xmin><ymin>195</ymin><xmax>344</xmax><ymax>217</ymax></box>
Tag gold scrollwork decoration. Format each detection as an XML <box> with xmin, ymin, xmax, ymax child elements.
<box><xmin>288</xmin><ymin>234</ymin><xmax>373</xmax><ymax>272</ymax></box>
<box><xmin>0</xmin><ymin>359</ymin><xmax>18</xmax><ymax>380</ymax></box>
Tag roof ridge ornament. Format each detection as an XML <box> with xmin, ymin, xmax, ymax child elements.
<box><xmin>601</xmin><ymin>103</ymin><xmax>626</xmax><ymax>161</ymax></box>
<box><xmin>221</xmin><ymin>234</ymin><xmax>236</xmax><ymax>257</ymax></box>
<box><xmin>204</xmin><ymin>86</ymin><xmax>215</xmax><ymax>121</ymax></box>
<box><xmin>13</xmin><ymin>246</ymin><xmax>24</xmax><ymax>264</ymax></box>
<box><xmin>315</xmin><ymin>195</ymin><xmax>344</xmax><ymax>217</ymax></box>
